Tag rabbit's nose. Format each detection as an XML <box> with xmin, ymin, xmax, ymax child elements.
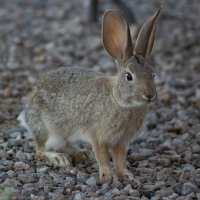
<box><xmin>142</xmin><ymin>94</ymin><xmax>156</xmax><ymax>102</ymax></box>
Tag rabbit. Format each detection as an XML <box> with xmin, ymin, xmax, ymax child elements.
<box><xmin>18</xmin><ymin>9</ymin><xmax>160</xmax><ymax>183</ymax></box>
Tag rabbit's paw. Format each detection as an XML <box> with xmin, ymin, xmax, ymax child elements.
<box><xmin>99</xmin><ymin>166</ymin><xmax>112</xmax><ymax>183</ymax></box>
<box><xmin>71</xmin><ymin>150</ymin><xmax>91</xmax><ymax>164</ymax></box>
<box><xmin>44</xmin><ymin>152</ymin><xmax>71</xmax><ymax>167</ymax></box>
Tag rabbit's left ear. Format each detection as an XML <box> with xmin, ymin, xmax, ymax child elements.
<box><xmin>102</xmin><ymin>10</ymin><xmax>133</xmax><ymax>62</ymax></box>
<box><xmin>134</xmin><ymin>9</ymin><xmax>161</xmax><ymax>59</ymax></box>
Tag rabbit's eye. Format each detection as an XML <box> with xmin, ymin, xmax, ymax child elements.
<box><xmin>125</xmin><ymin>72</ymin><xmax>133</xmax><ymax>81</ymax></box>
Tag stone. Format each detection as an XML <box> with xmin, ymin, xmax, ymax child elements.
<box><xmin>111</xmin><ymin>188</ymin><xmax>120</xmax><ymax>196</ymax></box>
<box><xmin>86</xmin><ymin>176</ymin><xmax>96</xmax><ymax>186</ymax></box>
<box><xmin>64</xmin><ymin>176</ymin><xmax>76</xmax><ymax>187</ymax></box>
<box><xmin>73</xmin><ymin>192</ymin><xmax>83</xmax><ymax>200</ymax></box>
<box><xmin>123</xmin><ymin>184</ymin><xmax>138</xmax><ymax>196</ymax></box>
<box><xmin>14</xmin><ymin>161</ymin><xmax>30</xmax><ymax>171</ymax></box>
<box><xmin>181</xmin><ymin>182</ymin><xmax>197</xmax><ymax>195</ymax></box>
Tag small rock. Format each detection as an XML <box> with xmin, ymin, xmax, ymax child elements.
<box><xmin>18</xmin><ymin>173</ymin><xmax>36</xmax><ymax>183</ymax></box>
<box><xmin>173</xmin><ymin>183</ymin><xmax>182</xmax><ymax>195</ymax></box>
<box><xmin>111</xmin><ymin>188</ymin><xmax>120</xmax><ymax>196</ymax></box>
<box><xmin>30</xmin><ymin>194</ymin><xmax>45</xmax><ymax>200</ymax></box>
<box><xmin>96</xmin><ymin>183</ymin><xmax>110</xmax><ymax>195</ymax></box>
<box><xmin>49</xmin><ymin>192</ymin><xmax>65</xmax><ymax>200</ymax></box>
<box><xmin>14</xmin><ymin>161</ymin><xmax>30</xmax><ymax>171</ymax></box>
<box><xmin>37</xmin><ymin>167</ymin><xmax>49</xmax><ymax>173</ymax></box>
<box><xmin>159</xmin><ymin>158</ymin><xmax>171</xmax><ymax>167</ymax></box>
<box><xmin>124</xmin><ymin>184</ymin><xmax>139</xmax><ymax>196</ymax></box>
<box><xmin>196</xmin><ymin>132</ymin><xmax>200</xmax><ymax>144</ymax></box>
<box><xmin>73</xmin><ymin>192</ymin><xmax>83</xmax><ymax>200</ymax></box>
<box><xmin>182</xmin><ymin>164</ymin><xmax>195</xmax><ymax>172</ymax></box>
<box><xmin>86</xmin><ymin>176</ymin><xmax>96</xmax><ymax>186</ymax></box>
<box><xmin>156</xmin><ymin>187</ymin><xmax>173</xmax><ymax>198</ymax></box>
<box><xmin>16</xmin><ymin>151</ymin><xmax>27</xmax><ymax>160</ymax></box>
<box><xmin>64</xmin><ymin>176</ymin><xmax>76</xmax><ymax>187</ymax></box>
<box><xmin>6</xmin><ymin>170</ymin><xmax>15</xmax><ymax>177</ymax></box>
<box><xmin>114</xmin><ymin>195</ymin><xmax>135</xmax><ymax>200</ymax></box>
<box><xmin>181</xmin><ymin>182</ymin><xmax>197</xmax><ymax>195</ymax></box>
<box><xmin>172</xmin><ymin>138</ymin><xmax>185</xmax><ymax>153</ymax></box>
<box><xmin>76</xmin><ymin>171</ymin><xmax>87</xmax><ymax>183</ymax></box>
<box><xmin>158</xmin><ymin>139</ymin><xmax>172</xmax><ymax>152</ymax></box>
<box><xmin>151</xmin><ymin>195</ymin><xmax>160</xmax><ymax>200</ymax></box>
<box><xmin>141</xmin><ymin>196</ymin><xmax>149</xmax><ymax>200</ymax></box>
<box><xmin>164</xmin><ymin>193</ymin><xmax>178</xmax><ymax>200</ymax></box>
<box><xmin>192</xmin><ymin>144</ymin><xmax>200</xmax><ymax>153</ymax></box>
<box><xmin>183</xmin><ymin>150</ymin><xmax>192</xmax><ymax>163</ymax></box>
<box><xmin>9</xmin><ymin>131</ymin><xmax>21</xmax><ymax>139</ymax></box>
<box><xmin>159</xmin><ymin>87</ymin><xmax>171</xmax><ymax>105</ymax></box>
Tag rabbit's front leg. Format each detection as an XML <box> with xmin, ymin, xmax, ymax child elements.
<box><xmin>91</xmin><ymin>141</ymin><xmax>112</xmax><ymax>183</ymax></box>
<box><xmin>111</xmin><ymin>144</ymin><xmax>127</xmax><ymax>177</ymax></box>
<box><xmin>111</xmin><ymin>144</ymin><xmax>134</xmax><ymax>180</ymax></box>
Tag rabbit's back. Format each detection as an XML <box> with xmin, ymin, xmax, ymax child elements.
<box><xmin>36</xmin><ymin>67</ymin><xmax>102</xmax><ymax>96</ymax></box>
<box><xmin>27</xmin><ymin>67</ymin><xmax>113</xmax><ymax>135</ymax></box>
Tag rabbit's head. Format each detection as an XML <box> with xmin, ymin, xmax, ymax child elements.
<box><xmin>102</xmin><ymin>9</ymin><xmax>160</xmax><ymax>107</ymax></box>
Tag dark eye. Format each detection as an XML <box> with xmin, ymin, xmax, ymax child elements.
<box><xmin>125</xmin><ymin>72</ymin><xmax>133</xmax><ymax>81</ymax></box>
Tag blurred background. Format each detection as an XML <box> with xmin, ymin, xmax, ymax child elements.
<box><xmin>0</xmin><ymin>0</ymin><xmax>200</xmax><ymax>199</ymax></box>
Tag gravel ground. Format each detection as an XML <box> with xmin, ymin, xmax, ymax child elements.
<box><xmin>0</xmin><ymin>0</ymin><xmax>200</xmax><ymax>199</ymax></box>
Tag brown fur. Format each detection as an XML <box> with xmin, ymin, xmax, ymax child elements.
<box><xmin>20</xmin><ymin>9</ymin><xmax>160</xmax><ymax>182</ymax></box>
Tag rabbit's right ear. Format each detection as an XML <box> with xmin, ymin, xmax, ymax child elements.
<box><xmin>102</xmin><ymin>10</ymin><xmax>133</xmax><ymax>62</ymax></box>
<box><xmin>134</xmin><ymin>9</ymin><xmax>160</xmax><ymax>59</ymax></box>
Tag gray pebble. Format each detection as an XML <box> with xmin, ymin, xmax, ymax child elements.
<box><xmin>183</xmin><ymin>164</ymin><xmax>195</xmax><ymax>172</ymax></box>
<box><xmin>14</xmin><ymin>161</ymin><xmax>30</xmax><ymax>171</ymax></box>
<box><xmin>30</xmin><ymin>194</ymin><xmax>45</xmax><ymax>200</ymax></box>
<box><xmin>73</xmin><ymin>192</ymin><xmax>83</xmax><ymax>200</ymax></box>
<box><xmin>6</xmin><ymin>170</ymin><xmax>15</xmax><ymax>177</ymax></box>
<box><xmin>164</xmin><ymin>193</ymin><xmax>178</xmax><ymax>200</ymax></box>
<box><xmin>9</xmin><ymin>131</ymin><xmax>21</xmax><ymax>138</ymax></box>
<box><xmin>192</xmin><ymin>144</ymin><xmax>200</xmax><ymax>153</ymax></box>
<box><xmin>111</xmin><ymin>188</ymin><xmax>120</xmax><ymax>196</ymax></box>
<box><xmin>37</xmin><ymin>167</ymin><xmax>49</xmax><ymax>173</ymax></box>
<box><xmin>86</xmin><ymin>176</ymin><xmax>96</xmax><ymax>186</ymax></box>
<box><xmin>123</xmin><ymin>184</ymin><xmax>140</xmax><ymax>197</ymax></box>
<box><xmin>49</xmin><ymin>192</ymin><xmax>65</xmax><ymax>200</ymax></box>
<box><xmin>76</xmin><ymin>171</ymin><xmax>87</xmax><ymax>183</ymax></box>
<box><xmin>18</xmin><ymin>173</ymin><xmax>36</xmax><ymax>183</ymax></box>
<box><xmin>96</xmin><ymin>183</ymin><xmax>110</xmax><ymax>195</ymax></box>
<box><xmin>64</xmin><ymin>176</ymin><xmax>76</xmax><ymax>187</ymax></box>
<box><xmin>172</xmin><ymin>138</ymin><xmax>185</xmax><ymax>153</ymax></box>
<box><xmin>181</xmin><ymin>182</ymin><xmax>197</xmax><ymax>195</ymax></box>
<box><xmin>16</xmin><ymin>151</ymin><xmax>27</xmax><ymax>160</ymax></box>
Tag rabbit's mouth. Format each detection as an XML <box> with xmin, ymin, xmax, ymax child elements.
<box><xmin>141</xmin><ymin>94</ymin><xmax>157</xmax><ymax>103</ymax></box>
<box><xmin>126</xmin><ymin>94</ymin><xmax>156</xmax><ymax>106</ymax></box>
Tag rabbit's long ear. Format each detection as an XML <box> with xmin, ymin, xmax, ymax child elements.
<box><xmin>102</xmin><ymin>10</ymin><xmax>133</xmax><ymax>62</ymax></box>
<box><xmin>134</xmin><ymin>9</ymin><xmax>160</xmax><ymax>59</ymax></box>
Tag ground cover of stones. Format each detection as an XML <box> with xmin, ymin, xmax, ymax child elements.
<box><xmin>0</xmin><ymin>0</ymin><xmax>200</xmax><ymax>200</ymax></box>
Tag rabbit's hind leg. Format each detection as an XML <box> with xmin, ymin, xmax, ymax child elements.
<box><xmin>44</xmin><ymin>133</ymin><xmax>71</xmax><ymax>167</ymax></box>
<box><xmin>91</xmin><ymin>141</ymin><xmax>112</xmax><ymax>183</ymax></box>
<box><xmin>28</xmin><ymin>113</ymin><xmax>71</xmax><ymax>167</ymax></box>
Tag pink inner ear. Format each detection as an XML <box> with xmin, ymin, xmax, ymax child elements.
<box><xmin>102</xmin><ymin>10</ymin><xmax>133</xmax><ymax>62</ymax></box>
